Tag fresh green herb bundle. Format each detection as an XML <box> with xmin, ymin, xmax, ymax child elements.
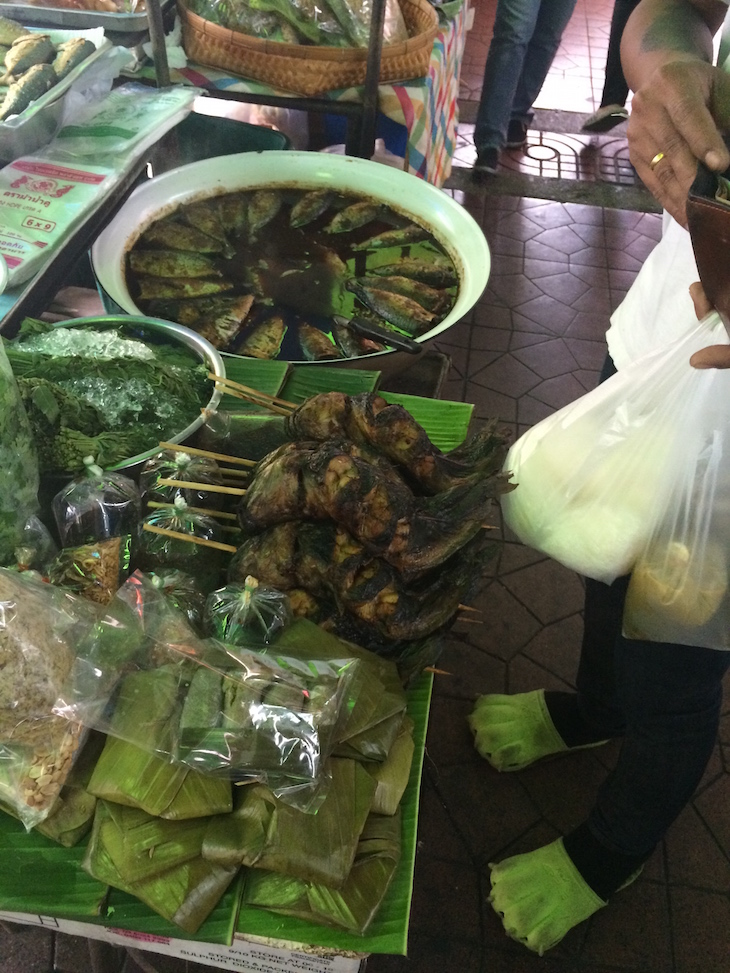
<box><xmin>4</xmin><ymin>320</ymin><xmax>211</xmax><ymax>475</ymax></box>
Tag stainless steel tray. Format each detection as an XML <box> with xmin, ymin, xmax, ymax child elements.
<box><xmin>0</xmin><ymin>0</ymin><xmax>172</xmax><ymax>32</ymax></box>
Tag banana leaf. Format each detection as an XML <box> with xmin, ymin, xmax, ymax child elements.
<box><xmin>84</xmin><ymin>800</ymin><xmax>240</xmax><ymax>934</ymax></box>
<box><xmin>0</xmin><ymin>809</ymin><xmax>108</xmax><ymax>917</ymax></box>
<box><xmin>272</xmin><ymin>619</ymin><xmax>407</xmax><ymax>760</ymax></box>
<box><xmin>367</xmin><ymin>717</ymin><xmax>414</xmax><ymax>816</ymax></box>
<box><xmin>161</xmin><ymin>766</ymin><xmax>232</xmax><ymax>820</ymax></box>
<box><xmin>244</xmin><ymin>810</ymin><xmax>401</xmax><ymax>935</ymax></box>
<box><xmin>88</xmin><ymin>734</ymin><xmax>189</xmax><ymax>817</ymax></box>
<box><xmin>205</xmin><ymin>758</ymin><xmax>375</xmax><ymax>888</ymax></box>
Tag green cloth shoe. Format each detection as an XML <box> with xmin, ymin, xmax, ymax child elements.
<box><xmin>467</xmin><ymin>690</ymin><xmax>607</xmax><ymax>771</ymax></box>
<box><xmin>488</xmin><ymin>838</ymin><xmax>641</xmax><ymax>955</ymax></box>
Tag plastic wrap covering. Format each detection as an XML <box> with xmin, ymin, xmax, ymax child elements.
<box><xmin>204</xmin><ymin>576</ymin><xmax>292</xmax><ymax>646</ymax></box>
<box><xmin>0</xmin><ymin>568</ymin><xmax>141</xmax><ymax>829</ymax></box>
<box><xmin>138</xmin><ymin>496</ymin><xmax>225</xmax><ymax>593</ymax></box>
<box><xmin>59</xmin><ymin>572</ymin><xmax>359</xmax><ymax>807</ymax></box>
<box><xmin>0</xmin><ymin>339</ymin><xmax>40</xmax><ymax>568</ymax></box>
<box><xmin>48</xmin><ymin>457</ymin><xmax>141</xmax><ymax>603</ymax></box>
<box><xmin>139</xmin><ymin>448</ymin><xmax>224</xmax><ymax>509</ymax></box>
<box><xmin>148</xmin><ymin>568</ymin><xmax>206</xmax><ymax>633</ymax></box>
<box><xmin>14</xmin><ymin>516</ymin><xmax>58</xmax><ymax>576</ymax></box>
<box><xmin>238</xmin><ymin>0</ymin><xmax>347</xmax><ymax>45</ymax></box>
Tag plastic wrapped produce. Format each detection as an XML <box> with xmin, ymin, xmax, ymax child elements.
<box><xmin>0</xmin><ymin>569</ymin><xmax>119</xmax><ymax>828</ymax></box>
<box><xmin>139</xmin><ymin>448</ymin><xmax>224</xmax><ymax>509</ymax></box>
<box><xmin>138</xmin><ymin>496</ymin><xmax>225</xmax><ymax>593</ymax></box>
<box><xmin>49</xmin><ymin>457</ymin><xmax>142</xmax><ymax>603</ymax></box>
<box><xmin>0</xmin><ymin>339</ymin><xmax>40</xmax><ymax>568</ymax></box>
<box><xmin>148</xmin><ymin>568</ymin><xmax>206</xmax><ymax>633</ymax></box>
<box><xmin>203</xmin><ymin>576</ymin><xmax>292</xmax><ymax>647</ymax></box>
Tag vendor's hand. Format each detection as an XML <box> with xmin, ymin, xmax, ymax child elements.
<box><xmin>688</xmin><ymin>281</ymin><xmax>730</xmax><ymax>367</ymax></box>
<box><xmin>628</xmin><ymin>59</ymin><xmax>730</xmax><ymax>224</ymax></box>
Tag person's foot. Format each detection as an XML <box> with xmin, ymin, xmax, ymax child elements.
<box><xmin>467</xmin><ymin>690</ymin><xmax>608</xmax><ymax>771</ymax></box>
<box><xmin>505</xmin><ymin>119</ymin><xmax>528</xmax><ymax>148</ymax></box>
<box><xmin>473</xmin><ymin>146</ymin><xmax>499</xmax><ymax>175</ymax></box>
<box><xmin>581</xmin><ymin>104</ymin><xmax>629</xmax><ymax>133</ymax></box>
<box><xmin>488</xmin><ymin>838</ymin><xmax>643</xmax><ymax>955</ymax></box>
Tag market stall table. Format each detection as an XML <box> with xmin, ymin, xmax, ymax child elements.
<box><xmin>138</xmin><ymin>0</ymin><xmax>468</xmax><ymax>187</ymax></box>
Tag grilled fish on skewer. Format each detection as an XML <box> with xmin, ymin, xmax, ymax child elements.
<box><xmin>285</xmin><ymin>392</ymin><xmax>513</xmax><ymax>494</ymax></box>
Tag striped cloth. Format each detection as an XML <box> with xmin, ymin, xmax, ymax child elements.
<box><xmin>163</xmin><ymin>1</ymin><xmax>468</xmax><ymax>187</ymax></box>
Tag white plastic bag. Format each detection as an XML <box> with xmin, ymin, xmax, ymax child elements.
<box><xmin>501</xmin><ymin>315</ymin><xmax>730</xmax><ymax>585</ymax></box>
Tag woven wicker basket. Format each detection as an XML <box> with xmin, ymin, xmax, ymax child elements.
<box><xmin>178</xmin><ymin>0</ymin><xmax>439</xmax><ymax>97</ymax></box>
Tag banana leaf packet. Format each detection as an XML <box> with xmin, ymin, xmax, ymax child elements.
<box><xmin>243</xmin><ymin>808</ymin><xmax>401</xmax><ymax>934</ymax></box>
<box><xmin>0</xmin><ymin>340</ymin><xmax>40</xmax><ymax>567</ymax></box>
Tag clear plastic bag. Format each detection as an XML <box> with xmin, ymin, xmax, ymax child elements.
<box><xmin>139</xmin><ymin>449</ymin><xmax>224</xmax><ymax>510</ymax></box>
<box><xmin>49</xmin><ymin>457</ymin><xmax>141</xmax><ymax>603</ymax></box>
<box><xmin>59</xmin><ymin>571</ymin><xmax>359</xmax><ymax>808</ymax></box>
<box><xmin>0</xmin><ymin>567</ymin><xmax>140</xmax><ymax>829</ymax></box>
<box><xmin>204</xmin><ymin>576</ymin><xmax>293</xmax><ymax>646</ymax></box>
<box><xmin>621</xmin><ymin>327</ymin><xmax>730</xmax><ymax>648</ymax></box>
<box><xmin>0</xmin><ymin>340</ymin><xmax>40</xmax><ymax>568</ymax></box>
<box><xmin>138</xmin><ymin>496</ymin><xmax>225</xmax><ymax>593</ymax></box>
<box><xmin>501</xmin><ymin>319</ymin><xmax>730</xmax><ymax>584</ymax></box>
<box><xmin>148</xmin><ymin>568</ymin><xmax>206</xmax><ymax>633</ymax></box>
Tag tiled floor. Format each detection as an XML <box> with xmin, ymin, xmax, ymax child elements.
<box><xmin>5</xmin><ymin>2</ymin><xmax>730</xmax><ymax>972</ymax></box>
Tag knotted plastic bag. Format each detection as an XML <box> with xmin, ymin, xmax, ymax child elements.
<box><xmin>139</xmin><ymin>448</ymin><xmax>224</xmax><ymax>509</ymax></box>
<box><xmin>501</xmin><ymin>317</ymin><xmax>730</xmax><ymax>585</ymax></box>
<box><xmin>204</xmin><ymin>576</ymin><xmax>292</xmax><ymax>647</ymax></box>
<box><xmin>622</xmin><ymin>330</ymin><xmax>730</xmax><ymax>648</ymax></box>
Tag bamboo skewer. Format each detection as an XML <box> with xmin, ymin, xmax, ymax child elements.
<box><xmin>158</xmin><ymin>442</ymin><xmax>257</xmax><ymax>468</ymax></box>
<box><xmin>157</xmin><ymin>478</ymin><xmax>247</xmax><ymax>497</ymax></box>
<box><xmin>458</xmin><ymin>604</ymin><xmax>481</xmax><ymax>613</ymax></box>
<box><xmin>209</xmin><ymin>374</ymin><xmax>297</xmax><ymax>413</ymax></box>
<box><xmin>455</xmin><ymin>617</ymin><xmax>482</xmax><ymax>625</ymax></box>
<box><xmin>217</xmin><ymin>468</ymin><xmax>250</xmax><ymax>479</ymax></box>
<box><xmin>214</xmin><ymin>383</ymin><xmax>291</xmax><ymax>417</ymax></box>
<box><xmin>146</xmin><ymin>501</ymin><xmax>238</xmax><ymax>521</ymax></box>
<box><xmin>142</xmin><ymin>524</ymin><xmax>238</xmax><ymax>554</ymax></box>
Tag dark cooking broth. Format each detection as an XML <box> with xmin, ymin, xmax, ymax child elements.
<box><xmin>125</xmin><ymin>187</ymin><xmax>459</xmax><ymax>361</ymax></box>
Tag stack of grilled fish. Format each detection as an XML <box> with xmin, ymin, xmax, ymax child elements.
<box><xmin>0</xmin><ymin>14</ymin><xmax>96</xmax><ymax>122</ymax></box>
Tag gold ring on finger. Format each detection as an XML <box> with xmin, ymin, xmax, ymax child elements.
<box><xmin>649</xmin><ymin>151</ymin><xmax>666</xmax><ymax>171</ymax></box>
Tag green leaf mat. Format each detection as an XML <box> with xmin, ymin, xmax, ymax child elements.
<box><xmin>234</xmin><ymin>672</ymin><xmax>433</xmax><ymax>956</ymax></box>
<box><xmin>0</xmin><ymin>812</ymin><xmax>107</xmax><ymax>919</ymax></box>
<box><xmin>379</xmin><ymin>392</ymin><xmax>473</xmax><ymax>452</ymax></box>
<box><xmin>280</xmin><ymin>366</ymin><xmax>380</xmax><ymax>402</ymax></box>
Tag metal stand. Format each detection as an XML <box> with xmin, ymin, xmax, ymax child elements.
<box><xmin>144</xmin><ymin>0</ymin><xmax>388</xmax><ymax>159</ymax></box>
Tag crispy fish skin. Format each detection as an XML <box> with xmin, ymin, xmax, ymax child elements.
<box><xmin>290</xmin><ymin>189</ymin><xmax>333</xmax><ymax>227</ymax></box>
<box><xmin>181</xmin><ymin>201</ymin><xmax>235</xmax><ymax>258</ymax></box>
<box><xmin>197</xmin><ymin>294</ymin><xmax>254</xmax><ymax>349</ymax></box>
<box><xmin>52</xmin><ymin>37</ymin><xmax>95</xmax><ymax>80</ymax></box>
<box><xmin>128</xmin><ymin>250</ymin><xmax>222</xmax><ymax>279</ymax></box>
<box><xmin>346</xmin><ymin>279</ymin><xmax>436</xmax><ymax>335</ymax></box>
<box><xmin>323</xmin><ymin>200</ymin><xmax>383</xmax><ymax>234</ymax></box>
<box><xmin>215</xmin><ymin>192</ymin><xmax>248</xmax><ymax>238</ymax></box>
<box><xmin>371</xmin><ymin>256</ymin><xmax>458</xmax><ymax>287</ymax></box>
<box><xmin>0</xmin><ymin>16</ymin><xmax>31</xmax><ymax>47</ymax></box>
<box><xmin>136</xmin><ymin>276</ymin><xmax>234</xmax><ymax>300</ymax></box>
<box><xmin>140</xmin><ymin>220</ymin><xmax>229</xmax><ymax>255</ymax></box>
<box><xmin>247</xmin><ymin>189</ymin><xmax>283</xmax><ymax>237</ymax></box>
<box><xmin>238</xmin><ymin>315</ymin><xmax>286</xmax><ymax>359</ymax></box>
<box><xmin>351</xmin><ymin>223</ymin><xmax>430</xmax><ymax>250</ymax></box>
<box><xmin>354</xmin><ymin>274</ymin><xmax>451</xmax><ymax>314</ymax></box>
<box><xmin>298</xmin><ymin>323</ymin><xmax>342</xmax><ymax>361</ymax></box>
<box><xmin>4</xmin><ymin>34</ymin><xmax>54</xmax><ymax>77</ymax></box>
<box><xmin>0</xmin><ymin>62</ymin><xmax>56</xmax><ymax>121</ymax></box>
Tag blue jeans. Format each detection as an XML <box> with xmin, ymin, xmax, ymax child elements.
<box><xmin>574</xmin><ymin>355</ymin><xmax>730</xmax><ymax>859</ymax></box>
<box><xmin>474</xmin><ymin>0</ymin><xmax>577</xmax><ymax>152</ymax></box>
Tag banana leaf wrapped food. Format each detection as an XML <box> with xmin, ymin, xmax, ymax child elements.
<box><xmin>204</xmin><ymin>758</ymin><xmax>375</xmax><ymax>888</ymax></box>
<box><xmin>84</xmin><ymin>800</ymin><xmax>241</xmax><ymax>934</ymax></box>
<box><xmin>203</xmin><ymin>576</ymin><xmax>292</xmax><ymax>646</ymax></box>
<box><xmin>243</xmin><ymin>809</ymin><xmax>401</xmax><ymax>934</ymax></box>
